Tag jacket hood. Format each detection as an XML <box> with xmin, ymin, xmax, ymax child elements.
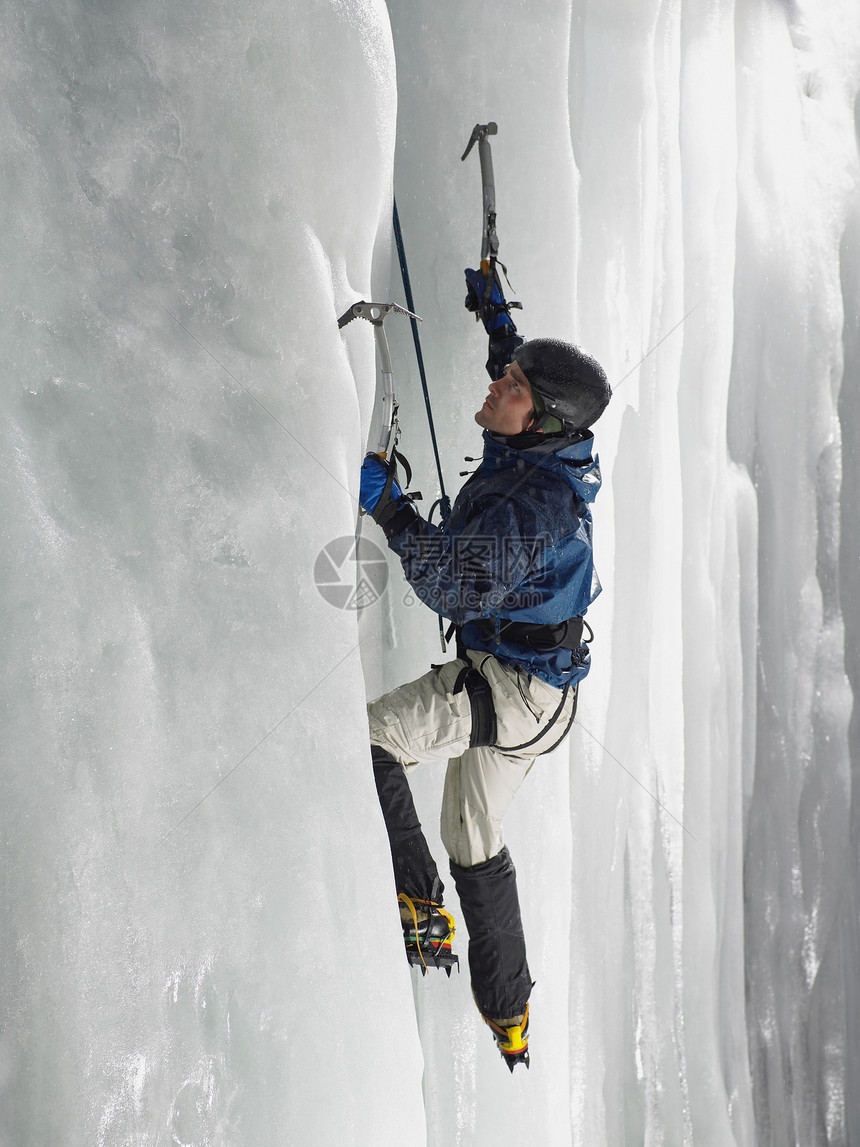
<box><xmin>481</xmin><ymin>429</ymin><xmax>602</xmax><ymax>505</ymax></box>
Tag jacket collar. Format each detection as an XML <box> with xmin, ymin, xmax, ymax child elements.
<box><xmin>482</xmin><ymin>428</ymin><xmax>595</xmax><ymax>464</ymax></box>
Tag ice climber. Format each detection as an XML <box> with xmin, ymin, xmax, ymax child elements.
<box><xmin>359</xmin><ymin>266</ymin><xmax>610</xmax><ymax>1070</ymax></box>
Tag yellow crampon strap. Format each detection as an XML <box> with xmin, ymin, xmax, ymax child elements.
<box><xmin>435</xmin><ymin>904</ymin><xmax>456</xmax><ymax>938</ymax></box>
<box><xmin>398</xmin><ymin>893</ymin><xmax>455</xmax><ymax>975</ymax></box>
<box><xmin>485</xmin><ymin>1002</ymin><xmax>529</xmax><ymax>1054</ymax></box>
<box><xmin>398</xmin><ymin>893</ymin><xmax>428</xmax><ymax>974</ymax></box>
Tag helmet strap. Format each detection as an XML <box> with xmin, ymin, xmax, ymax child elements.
<box><xmin>528</xmin><ymin>391</ymin><xmax>565</xmax><ymax>433</ymax></box>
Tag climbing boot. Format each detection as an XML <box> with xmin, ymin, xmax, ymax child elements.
<box><xmin>482</xmin><ymin>1004</ymin><xmax>530</xmax><ymax>1071</ymax></box>
<box><xmin>398</xmin><ymin>893</ymin><xmax>459</xmax><ymax>977</ymax></box>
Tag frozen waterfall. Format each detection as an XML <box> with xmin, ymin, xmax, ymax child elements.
<box><xmin>1</xmin><ymin>2</ymin><xmax>858</xmax><ymax>1145</ymax></box>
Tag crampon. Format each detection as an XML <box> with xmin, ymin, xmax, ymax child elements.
<box><xmin>398</xmin><ymin>893</ymin><xmax>459</xmax><ymax>977</ymax></box>
<box><xmin>482</xmin><ymin>1003</ymin><xmax>530</xmax><ymax>1071</ymax></box>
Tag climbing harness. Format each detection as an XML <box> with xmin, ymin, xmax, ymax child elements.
<box><xmin>451</xmin><ymin>663</ymin><xmax>498</xmax><ymax>748</ymax></box>
<box><xmin>470</xmin><ymin>615</ymin><xmax>587</xmax><ymax>654</ymax></box>
<box><xmin>443</xmin><ymin>618</ymin><xmax>593</xmax><ymax>755</ymax></box>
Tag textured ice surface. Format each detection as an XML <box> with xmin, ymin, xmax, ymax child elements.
<box><xmin>1</xmin><ymin>1</ymin><xmax>858</xmax><ymax>1145</ymax></box>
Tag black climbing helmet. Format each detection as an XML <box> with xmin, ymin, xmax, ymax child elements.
<box><xmin>513</xmin><ymin>338</ymin><xmax>611</xmax><ymax>431</ymax></box>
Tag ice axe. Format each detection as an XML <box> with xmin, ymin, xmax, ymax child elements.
<box><xmin>461</xmin><ymin>121</ymin><xmax>498</xmax><ymax>272</ymax></box>
<box><xmin>337</xmin><ymin>300</ymin><xmax>420</xmax><ymax>463</ymax></box>
<box><xmin>461</xmin><ymin>122</ymin><xmax>521</xmax><ymax>327</ymax></box>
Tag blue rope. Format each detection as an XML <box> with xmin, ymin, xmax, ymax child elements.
<box><xmin>392</xmin><ymin>198</ymin><xmax>451</xmax><ymax>524</ymax></box>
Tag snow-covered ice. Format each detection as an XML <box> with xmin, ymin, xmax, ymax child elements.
<box><xmin>1</xmin><ymin>1</ymin><xmax>858</xmax><ymax>1144</ymax></box>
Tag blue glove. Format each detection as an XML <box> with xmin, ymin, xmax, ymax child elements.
<box><xmin>360</xmin><ymin>454</ymin><xmax>402</xmax><ymax>513</ymax></box>
<box><xmin>464</xmin><ymin>267</ymin><xmax>515</xmax><ymax>335</ymax></box>
<box><xmin>360</xmin><ymin>454</ymin><xmax>418</xmax><ymax>539</ymax></box>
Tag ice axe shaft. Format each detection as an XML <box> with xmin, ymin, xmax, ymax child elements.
<box><xmin>461</xmin><ymin>122</ymin><xmax>499</xmax><ymax>267</ymax></box>
<box><xmin>337</xmin><ymin>300</ymin><xmax>420</xmax><ymax>458</ymax></box>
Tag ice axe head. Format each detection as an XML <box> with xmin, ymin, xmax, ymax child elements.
<box><xmin>461</xmin><ymin>121</ymin><xmax>498</xmax><ymax>162</ymax></box>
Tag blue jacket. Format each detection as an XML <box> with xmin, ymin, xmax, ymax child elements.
<box><xmin>388</xmin><ymin>430</ymin><xmax>602</xmax><ymax>688</ymax></box>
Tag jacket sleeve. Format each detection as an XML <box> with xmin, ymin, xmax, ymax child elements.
<box><xmin>385</xmin><ymin>495</ymin><xmax>543</xmax><ymax>623</ymax></box>
<box><xmin>464</xmin><ymin>266</ymin><xmax>525</xmax><ymax>380</ymax></box>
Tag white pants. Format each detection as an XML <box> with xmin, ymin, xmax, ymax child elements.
<box><xmin>367</xmin><ymin>651</ymin><xmax>574</xmax><ymax>868</ymax></box>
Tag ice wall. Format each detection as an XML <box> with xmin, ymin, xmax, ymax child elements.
<box><xmin>1</xmin><ymin>3</ymin><xmax>427</xmax><ymax>1144</ymax></box>
<box><xmin>732</xmin><ymin>5</ymin><xmax>860</xmax><ymax>1143</ymax></box>
<box><xmin>387</xmin><ymin>1</ymin><xmax>859</xmax><ymax>1145</ymax></box>
<box><xmin>2</xmin><ymin>0</ymin><xmax>858</xmax><ymax>1145</ymax></box>
<box><xmin>570</xmin><ymin>2</ymin><xmax>858</xmax><ymax>1143</ymax></box>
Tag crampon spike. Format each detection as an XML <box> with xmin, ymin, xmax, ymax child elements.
<box><xmin>405</xmin><ymin>946</ymin><xmax>459</xmax><ymax>976</ymax></box>
<box><xmin>503</xmin><ymin>1048</ymin><xmax>529</xmax><ymax>1072</ymax></box>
